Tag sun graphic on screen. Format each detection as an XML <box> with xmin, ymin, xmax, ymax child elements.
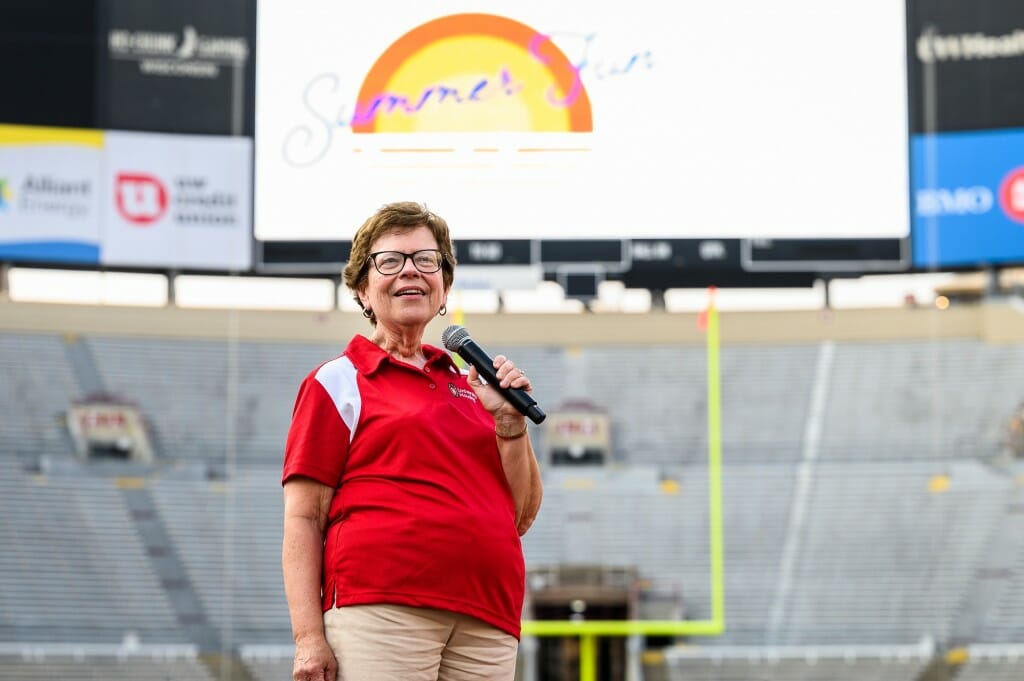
<box><xmin>352</xmin><ymin>13</ymin><xmax>593</xmax><ymax>134</ymax></box>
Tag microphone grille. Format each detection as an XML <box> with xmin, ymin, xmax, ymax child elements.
<box><xmin>441</xmin><ymin>324</ymin><xmax>470</xmax><ymax>351</ymax></box>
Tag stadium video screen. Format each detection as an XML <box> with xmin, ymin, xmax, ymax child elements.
<box><xmin>254</xmin><ymin>0</ymin><xmax>910</xmax><ymax>243</ymax></box>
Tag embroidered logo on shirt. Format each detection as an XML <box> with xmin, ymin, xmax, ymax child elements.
<box><xmin>449</xmin><ymin>382</ymin><xmax>478</xmax><ymax>403</ymax></box>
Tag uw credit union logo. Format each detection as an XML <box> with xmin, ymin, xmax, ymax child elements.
<box><xmin>115</xmin><ymin>173</ymin><xmax>168</xmax><ymax>225</ymax></box>
<box><xmin>0</xmin><ymin>178</ymin><xmax>11</xmax><ymax>211</ymax></box>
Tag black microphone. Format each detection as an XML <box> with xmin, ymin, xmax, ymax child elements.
<box><xmin>441</xmin><ymin>325</ymin><xmax>546</xmax><ymax>424</ymax></box>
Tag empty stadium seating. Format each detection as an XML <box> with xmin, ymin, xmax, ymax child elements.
<box><xmin>661</xmin><ymin>645</ymin><xmax>933</xmax><ymax>681</ymax></box>
<box><xmin>0</xmin><ymin>462</ymin><xmax>183</xmax><ymax>644</ymax></box>
<box><xmin>0</xmin><ymin>332</ymin><xmax>79</xmax><ymax>460</ymax></box>
<box><xmin>958</xmin><ymin>645</ymin><xmax>1024</xmax><ymax>681</ymax></box>
<box><xmin>0</xmin><ymin>647</ymin><xmax>211</xmax><ymax>680</ymax></box>
<box><xmin>4</xmin><ymin>323</ymin><xmax>1024</xmax><ymax>680</ymax></box>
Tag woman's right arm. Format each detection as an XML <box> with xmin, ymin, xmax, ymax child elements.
<box><xmin>282</xmin><ymin>477</ymin><xmax>337</xmax><ymax>681</ymax></box>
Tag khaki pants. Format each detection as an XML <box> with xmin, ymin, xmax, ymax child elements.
<box><xmin>323</xmin><ymin>603</ymin><xmax>518</xmax><ymax>681</ymax></box>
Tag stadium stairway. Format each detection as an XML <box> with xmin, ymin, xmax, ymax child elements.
<box><xmin>120</xmin><ymin>481</ymin><xmax>259</xmax><ymax>681</ymax></box>
<box><xmin>62</xmin><ymin>334</ymin><xmax>106</xmax><ymax>397</ymax></box>
<box><xmin>949</xmin><ymin>476</ymin><xmax>1024</xmax><ymax>644</ymax></box>
<box><xmin>197</xmin><ymin>651</ymin><xmax>259</xmax><ymax>681</ymax></box>
<box><xmin>119</xmin><ymin>484</ymin><xmax>220</xmax><ymax>649</ymax></box>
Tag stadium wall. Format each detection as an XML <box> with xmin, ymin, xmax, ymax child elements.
<box><xmin>0</xmin><ymin>299</ymin><xmax>1009</xmax><ymax>346</ymax></box>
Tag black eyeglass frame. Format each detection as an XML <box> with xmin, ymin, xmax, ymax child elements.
<box><xmin>367</xmin><ymin>249</ymin><xmax>445</xmax><ymax>275</ymax></box>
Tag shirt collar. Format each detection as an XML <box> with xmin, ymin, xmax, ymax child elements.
<box><xmin>344</xmin><ymin>334</ymin><xmax>456</xmax><ymax>375</ymax></box>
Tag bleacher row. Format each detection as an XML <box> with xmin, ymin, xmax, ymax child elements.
<box><xmin>0</xmin><ymin>649</ymin><xmax>1021</xmax><ymax>681</ymax></box>
<box><xmin>0</xmin><ymin>646</ymin><xmax>210</xmax><ymax>680</ymax></box>
<box><xmin>6</xmin><ymin>460</ymin><xmax>1019</xmax><ymax>645</ymax></box>
<box><xmin>3</xmin><ymin>330</ymin><xmax>1024</xmax><ymax>680</ymax></box>
<box><xmin>5</xmin><ymin>331</ymin><xmax>1023</xmax><ymax>466</ymax></box>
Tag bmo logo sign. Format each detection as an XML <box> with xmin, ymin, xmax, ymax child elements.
<box><xmin>115</xmin><ymin>173</ymin><xmax>168</xmax><ymax>225</ymax></box>
<box><xmin>915</xmin><ymin>186</ymin><xmax>993</xmax><ymax>218</ymax></box>
<box><xmin>1000</xmin><ymin>167</ymin><xmax>1024</xmax><ymax>224</ymax></box>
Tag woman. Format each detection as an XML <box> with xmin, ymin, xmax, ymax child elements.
<box><xmin>281</xmin><ymin>202</ymin><xmax>543</xmax><ymax>681</ymax></box>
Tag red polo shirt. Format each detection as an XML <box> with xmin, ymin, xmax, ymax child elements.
<box><xmin>282</xmin><ymin>334</ymin><xmax>525</xmax><ymax>638</ymax></box>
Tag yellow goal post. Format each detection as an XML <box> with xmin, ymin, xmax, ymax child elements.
<box><xmin>520</xmin><ymin>295</ymin><xmax>726</xmax><ymax>681</ymax></box>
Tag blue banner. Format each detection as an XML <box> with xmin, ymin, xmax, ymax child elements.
<box><xmin>912</xmin><ymin>128</ymin><xmax>1024</xmax><ymax>268</ymax></box>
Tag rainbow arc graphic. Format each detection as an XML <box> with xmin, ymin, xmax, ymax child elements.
<box><xmin>352</xmin><ymin>14</ymin><xmax>593</xmax><ymax>134</ymax></box>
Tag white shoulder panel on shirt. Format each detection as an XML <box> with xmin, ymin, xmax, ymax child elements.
<box><xmin>313</xmin><ymin>355</ymin><xmax>361</xmax><ymax>442</ymax></box>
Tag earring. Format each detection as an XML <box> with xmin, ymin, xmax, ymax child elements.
<box><xmin>362</xmin><ymin>308</ymin><xmax>373</xmax><ymax>319</ymax></box>
<box><xmin>439</xmin><ymin>304</ymin><xmax>447</xmax><ymax>316</ymax></box>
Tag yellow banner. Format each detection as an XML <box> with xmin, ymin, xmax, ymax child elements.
<box><xmin>0</xmin><ymin>124</ymin><xmax>104</xmax><ymax>148</ymax></box>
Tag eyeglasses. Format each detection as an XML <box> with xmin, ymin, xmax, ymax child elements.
<box><xmin>367</xmin><ymin>249</ymin><xmax>444</xmax><ymax>275</ymax></box>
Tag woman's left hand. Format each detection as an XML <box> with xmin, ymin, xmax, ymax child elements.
<box><xmin>466</xmin><ymin>354</ymin><xmax>532</xmax><ymax>421</ymax></box>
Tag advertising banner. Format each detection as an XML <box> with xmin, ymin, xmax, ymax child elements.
<box><xmin>907</xmin><ymin>1</ymin><xmax>1024</xmax><ymax>133</ymax></box>
<box><xmin>0</xmin><ymin>126</ymin><xmax>104</xmax><ymax>264</ymax></box>
<box><xmin>0</xmin><ymin>125</ymin><xmax>252</xmax><ymax>270</ymax></box>
<box><xmin>912</xmin><ymin>129</ymin><xmax>1024</xmax><ymax>267</ymax></box>
<box><xmin>103</xmin><ymin>131</ymin><xmax>252</xmax><ymax>270</ymax></box>
<box><xmin>100</xmin><ymin>0</ymin><xmax>255</xmax><ymax>136</ymax></box>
